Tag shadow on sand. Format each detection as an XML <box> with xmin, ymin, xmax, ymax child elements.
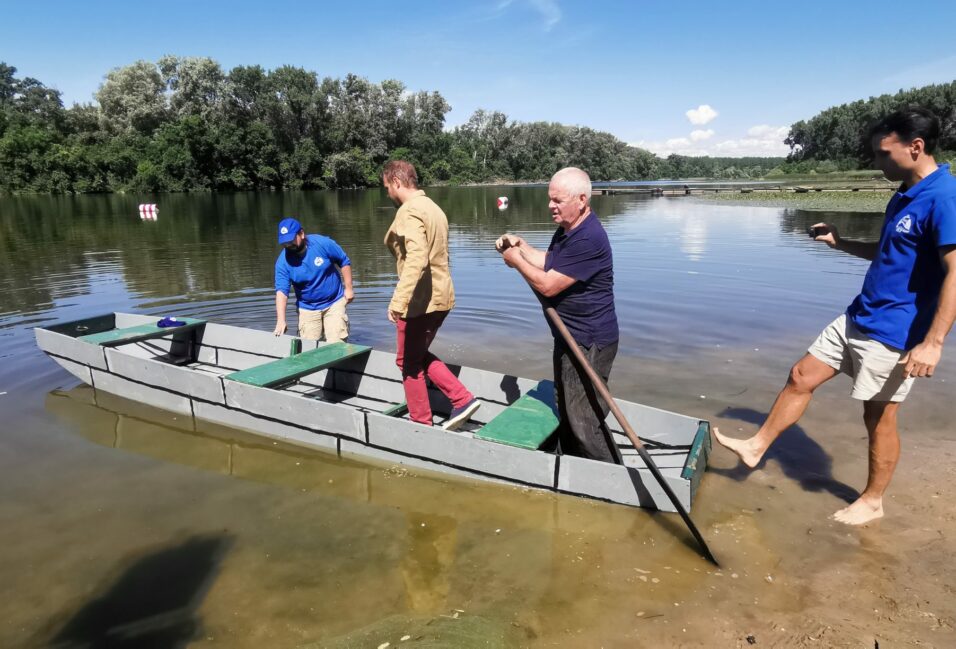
<box><xmin>46</xmin><ymin>533</ymin><xmax>233</xmax><ymax>649</ymax></box>
<box><xmin>711</xmin><ymin>407</ymin><xmax>859</xmax><ymax>504</ymax></box>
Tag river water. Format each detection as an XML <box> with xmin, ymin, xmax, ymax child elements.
<box><xmin>1</xmin><ymin>187</ymin><xmax>953</xmax><ymax>647</ymax></box>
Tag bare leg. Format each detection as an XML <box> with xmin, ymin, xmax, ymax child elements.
<box><xmin>832</xmin><ymin>400</ymin><xmax>900</xmax><ymax>525</ymax></box>
<box><xmin>715</xmin><ymin>353</ymin><xmax>837</xmax><ymax>468</ymax></box>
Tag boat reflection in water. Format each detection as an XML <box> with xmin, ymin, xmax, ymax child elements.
<box><xmin>36</xmin><ymin>312</ymin><xmax>710</xmax><ymax>513</ymax></box>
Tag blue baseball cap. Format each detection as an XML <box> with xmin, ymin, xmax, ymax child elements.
<box><xmin>277</xmin><ymin>217</ymin><xmax>302</xmax><ymax>245</ymax></box>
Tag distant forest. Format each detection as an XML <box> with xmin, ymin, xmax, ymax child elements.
<box><xmin>783</xmin><ymin>81</ymin><xmax>956</xmax><ymax>173</ymax></box>
<box><xmin>0</xmin><ymin>58</ymin><xmax>953</xmax><ymax>194</ymax></box>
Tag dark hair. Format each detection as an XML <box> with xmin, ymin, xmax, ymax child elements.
<box><xmin>869</xmin><ymin>106</ymin><xmax>940</xmax><ymax>154</ymax></box>
<box><xmin>382</xmin><ymin>160</ymin><xmax>418</xmax><ymax>189</ymax></box>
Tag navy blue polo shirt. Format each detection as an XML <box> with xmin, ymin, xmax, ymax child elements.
<box><xmin>544</xmin><ymin>211</ymin><xmax>619</xmax><ymax>347</ymax></box>
<box><xmin>847</xmin><ymin>164</ymin><xmax>956</xmax><ymax>350</ymax></box>
<box><xmin>275</xmin><ymin>234</ymin><xmax>351</xmax><ymax>311</ymax></box>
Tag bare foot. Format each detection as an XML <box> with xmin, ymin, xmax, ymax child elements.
<box><xmin>713</xmin><ymin>426</ymin><xmax>763</xmax><ymax>469</ymax></box>
<box><xmin>831</xmin><ymin>497</ymin><xmax>884</xmax><ymax>525</ymax></box>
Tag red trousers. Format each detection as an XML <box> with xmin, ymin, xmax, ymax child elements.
<box><xmin>395</xmin><ymin>311</ymin><xmax>473</xmax><ymax>425</ymax></box>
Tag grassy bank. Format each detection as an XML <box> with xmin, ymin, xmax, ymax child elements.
<box><xmin>695</xmin><ymin>189</ymin><xmax>892</xmax><ymax>212</ymax></box>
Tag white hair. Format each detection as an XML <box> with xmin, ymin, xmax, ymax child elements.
<box><xmin>550</xmin><ymin>167</ymin><xmax>591</xmax><ymax>202</ymax></box>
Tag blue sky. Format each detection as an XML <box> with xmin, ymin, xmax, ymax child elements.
<box><xmin>5</xmin><ymin>0</ymin><xmax>955</xmax><ymax>157</ymax></box>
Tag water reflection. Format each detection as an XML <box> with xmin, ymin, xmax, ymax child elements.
<box><xmin>401</xmin><ymin>512</ymin><xmax>458</xmax><ymax>614</ymax></box>
<box><xmin>679</xmin><ymin>213</ymin><xmax>708</xmax><ymax>261</ymax></box>
<box><xmin>6</xmin><ymin>187</ymin><xmax>948</xmax><ymax>648</ymax></box>
<box><xmin>44</xmin><ymin>385</ymin><xmax>564</xmax><ymax>527</ymax></box>
<box><xmin>47</xmin><ymin>534</ymin><xmax>232</xmax><ymax>649</ymax></box>
<box><xmin>0</xmin><ymin>187</ymin><xmax>883</xmax><ymax>362</ymax></box>
<box><xmin>778</xmin><ymin>207</ymin><xmax>884</xmax><ymax>242</ymax></box>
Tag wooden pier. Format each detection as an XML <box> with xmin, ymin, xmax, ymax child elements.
<box><xmin>592</xmin><ymin>183</ymin><xmax>894</xmax><ymax>197</ymax></box>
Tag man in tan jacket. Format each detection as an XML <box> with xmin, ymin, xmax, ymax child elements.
<box><xmin>383</xmin><ymin>160</ymin><xmax>480</xmax><ymax>430</ymax></box>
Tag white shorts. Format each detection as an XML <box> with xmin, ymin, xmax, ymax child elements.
<box><xmin>808</xmin><ymin>314</ymin><xmax>914</xmax><ymax>402</ymax></box>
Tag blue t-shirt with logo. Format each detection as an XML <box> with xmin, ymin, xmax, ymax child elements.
<box><xmin>544</xmin><ymin>211</ymin><xmax>619</xmax><ymax>348</ymax></box>
<box><xmin>847</xmin><ymin>164</ymin><xmax>956</xmax><ymax>350</ymax></box>
<box><xmin>275</xmin><ymin>234</ymin><xmax>351</xmax><ymax>311</ymax></box>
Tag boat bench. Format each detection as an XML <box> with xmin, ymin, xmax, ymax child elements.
<box><xmin>78</xmin><ymin>317</ymin><xmax>207</xmax><ymax>347</ymax></box>
<box><xmin>383</xmin><ymin>401</ymin><xmax>408</xmax><ymax>417</ymax></box>
<box><xmin>225</xmin><ymin>342</ymin><xmax>372</xmax><ymax>388</ymax></box>
<box><xmin>476</xmin><ymin>380</ymin><xmax>559</xmax><ymax>449</ymax></box>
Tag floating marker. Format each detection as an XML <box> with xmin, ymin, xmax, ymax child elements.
<box><xmin>138</xmin><ymin>204</ymin><xmax>158</xmax><ymax>220</ymax></box>
<box><xmin>497</xmin><ymin>196</ymin><xmax>509</xmax><ymax>210</ymax></box>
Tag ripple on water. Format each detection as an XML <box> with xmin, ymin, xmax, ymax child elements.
<box><xmin>5</xmin><ymin>189</ymin><xmax>951</xmax><ymax>648</ymax></box>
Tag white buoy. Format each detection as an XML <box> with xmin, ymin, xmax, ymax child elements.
<box><xmin>497</xmin><ymin>196</ymin><xmax>509</xmax><ymax>210</ymax></box>
<box><xmin>138</xmin><ymin>204</ymin><xmax>158</xmax><ymax>221</ymax></box>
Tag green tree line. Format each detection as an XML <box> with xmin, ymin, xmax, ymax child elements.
<box><xmin>784</xmin><ymin>81</ymin><xmax>956</xmax><ymax>170</ymax></box>
<box><xmin>10</xmin><ymin>57</ymin><xmax>949</xmax><ymax>193</ymax></box>
<box><xmin>1</xmin><ymin>57</ymin><xmax>790</xmax><ymax>194</ymax></box>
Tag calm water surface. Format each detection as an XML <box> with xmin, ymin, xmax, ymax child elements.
<box><xmin>1</xmin><ymin>188</ymin><xmax>953</xmax><ymax>647</ymax></box>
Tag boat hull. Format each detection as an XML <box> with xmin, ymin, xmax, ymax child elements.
<box><xmin>36</xmin><ymin>313</ymin><xmax>711</xmax><ymax>512</ymax></box>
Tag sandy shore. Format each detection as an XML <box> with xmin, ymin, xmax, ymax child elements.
<box><xmin>4</xmin><ymin>340</ymin><xmax>953</xmax><ymax>648</ymax></box>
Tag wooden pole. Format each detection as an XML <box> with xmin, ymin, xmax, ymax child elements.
<box><xmin>542</xmin><ymin>305</ymin><xmax>720</xmax><ymax>566</ymax></box>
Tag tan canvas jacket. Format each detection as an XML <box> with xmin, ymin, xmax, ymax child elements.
<box><xmin>384</xmin><ymin>190</ymin><xmax>455</xmax><ymax>318</ymax></box>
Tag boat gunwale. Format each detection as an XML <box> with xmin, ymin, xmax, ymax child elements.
<box><xmin>35</xmin><ymin>311</ymin><xmax>711</xmax><ymax>512</ymax></box>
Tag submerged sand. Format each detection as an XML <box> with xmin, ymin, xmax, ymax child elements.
<box><xmin>2</xmin><ymin>338</ymin><xmax>953</xmax><ymax>648</ymax></box>
<box><xmin>1</xmin><ymin>187</ymin><xmax>952</xmax><ymax>647</ymax></box>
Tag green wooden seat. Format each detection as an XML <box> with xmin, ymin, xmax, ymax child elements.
<box><xmin>382</xmin><ymin>401</ymin><xmax>408</xmax><ymax>417</ymax></box>
<box><xmin>225</xmin><ymin>342</ymin><xmax>371</xmax><ymax>388</ymax></box>
<box><xmin>475</xmin><ymin>381</ymin><xmax>558</xmax><ymax>449</ymax></box>
<box><xmin>79</xmin><ymin>317</ymin><xmax>206</xmax><ymax>347</ymax></box>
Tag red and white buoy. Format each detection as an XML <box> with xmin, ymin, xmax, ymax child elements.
<box><xmin>138</xmin><ymin>204</ymin><xmax>158</xmax><ymax>220</ymax></box>
<box><xmin>497</xmin><ymin>196</ymin><xmax>509</xmax><ymax>210</ymax></box>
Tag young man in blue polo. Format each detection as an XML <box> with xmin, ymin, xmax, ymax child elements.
<box><xmin>716</xmin><ymin>107</ymin><xmax>956</xmax><ymax>525</ymax></box>
<box><xmin>273</xmin><ymin>217</ymin><xmax>354</xmax><ymax>343</ymax></box>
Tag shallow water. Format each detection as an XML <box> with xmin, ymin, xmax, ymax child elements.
<box><xmin>1</xmin><ymin>188</ymin><xmax>954</xmax><ymax>647</ymax></box>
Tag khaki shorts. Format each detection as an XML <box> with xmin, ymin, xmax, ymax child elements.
<box><xmin>808</xmin><ymin>314</ymin><xmax>914</xmax><ymax>402</ymax></box>
<box><xmin>298</xmin><ymin>297</ymin><xmax>349</xmax><ymax>343</ymax></box>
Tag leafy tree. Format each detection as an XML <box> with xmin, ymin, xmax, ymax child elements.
<box><xmin>324</xmin><ymin>147</ymin><xmax>376</xmax><ymax>188</ymax></box>
<box><xmin>786</xmin><ymin>81</ymin><xmax>956</xmax><ymax>165</ymax></box>
<box><xmin>266</xmin><ymin>65</ymin><xmax>324</xmax><ymax>151</ymax></box>
<box><xmin>159</xmin><ymin>55</ymin><xmax>225</xmax><ymax>120</ymax></box>
<box><xmin>27</xmin><ymin>55</ymin><xmax>947</xmax><ymax>195</ymax></box>
<box><xmin>222</xmin><ymin>64</ymin><xmax>271</xmax><ymax>125</ymax></box>
<box><xmin>0</xmin><ymin>63</ymin><xmax>17</xmax><ymax>106</ymax></box>
<box><xmin>96</xmin><ymin>60</ymin><xmax>169</xmax><ymax>137</ymax></box>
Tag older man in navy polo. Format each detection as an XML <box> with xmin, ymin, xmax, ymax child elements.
<box><xmin>496</xmin><ymin>167</ymin><xmax>620</xmax><ymax>462</ymax></box>
<box><xmin>716</xmin><ymin>107</ymin><xmax>956</xmax><ymax>525</ymax></box>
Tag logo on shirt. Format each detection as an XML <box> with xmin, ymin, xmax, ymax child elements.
<box><xmin>314</xmin><ymin>257</ymin><xmax>324</xmax><ymax>267</ymax></box>
<box><xmin>896</xmin><ymin>214</ymin><xmax>912</xmax><ymax>234</ymax></box>
<box><xmin>280</xmin><ymin>226</ymin><xmax>289</xmax><ymax>235</ymax></box>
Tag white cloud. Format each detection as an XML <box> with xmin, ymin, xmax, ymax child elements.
<box><xmin>711</xmin><ymin>134</ymin><xmax>791</xmax><ymax>157</ymax></box>
<box><xmin>630</xmin><ymin>138</ymin><xmax>692</xmax><ymax>156</ymax></box>
<box><xmin>530</xmin><ymin>0</ymin><xmax>562</xmax><ymax>30</ymax></box>
<box><xmin>631</xmin><ymin>124</ymin><xmax>791</xmax><ymax>157</ymax></box>
<box><xmin>498</xmin><ymin>0</ymin><xmax>562</xmax><ymax>30</ymax></box>
<box><xmin>747</xmin><ymin>124</ymin><xmax>789</xmax><ymax>139</ymax></box>
<box><xmin>685</xmin><ymin>104</ymin><xmax>718</xmax><ymax>126</ymax></box>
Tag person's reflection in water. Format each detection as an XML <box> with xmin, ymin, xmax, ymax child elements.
<box><xmin>400</xmin><ymin>512</ymin><xmax>458</xmax><ymax>614</ymax></box>
<box><xmin>712</xmin><ymin>407</ymin><xmax>858</xmax><ymax>503</ymax></box>
<box><xmin>47</xmin><ymin>534</ymin><xmax>232</xmax><ymax>649</ymax></box>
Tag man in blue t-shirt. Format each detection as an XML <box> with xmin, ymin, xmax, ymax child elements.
<box><xmin>496</xmin><ymin>167</ymin><xmax>621</xmax><ymax>462</ymax></box>
<box><xmin>716</xmin><ymin>107</ymin><xmax>956</xmax><ymax>525</ymax></box>
<box><xmin>273</xmin><ymin>217</ymin><xmax>354</xmax><ymax>342</ymax></box>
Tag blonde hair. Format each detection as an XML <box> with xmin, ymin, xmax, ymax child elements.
<box><xmin>382</xmin><ymin>160</ymin><xmax>419</xmax><ymax>188</ymax></box>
